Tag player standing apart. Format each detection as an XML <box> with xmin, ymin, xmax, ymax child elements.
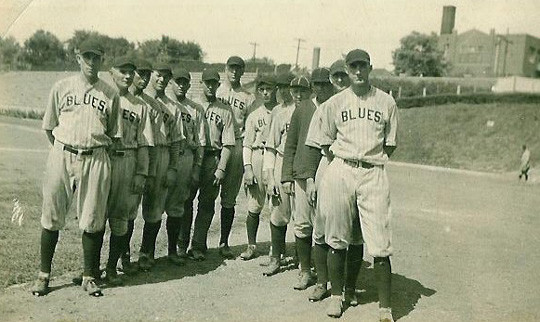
<box><xmin>32</xmin><ymin>40</ymin><xmax>121</xmax><ymax>296</ymax></box>
<box><xmin>104</xmin><ymin>57</ymin><xmax>153</xmax><ymax>285</ymax></box>
<box><xmin>240</xmin><ymin>75</ymin><xmax>278</xmax><ymax>260</ymax></box>
<box><xmin>216</xmin><ymin>56</ymin><xmax>256</xmax><ymax>258</ymax></box>
<box><xmin>312</xmin><ymin>49</ymin><xmax>398</xmax><ymax>320</ymax></box>
<box><xmin>519</xmin><ymin>144</ymin><xmax>531</xmax><ymax>181</ymax></box>
<box><xmin>190</xmin><ymin>69</ymin><xmax>236</xmax><ymax>261</ymax></box>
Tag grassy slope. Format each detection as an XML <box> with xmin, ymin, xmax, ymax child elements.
<box><xmin>394</xmin><ymin>102</ymin><xmax>540</xmax><ymax>172</ymax></box>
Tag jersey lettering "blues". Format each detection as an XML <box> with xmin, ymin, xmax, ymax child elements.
<box><xmin>122</xmin><ymin>108</ymin><xmax>140</xmax><ymax>124</ymax></box>
<box><xmin>219</xmin><ymin>97</ymin><xmax>246</xmax><ymax>110</ymax></box>
<box><xmin>181</xmin><ymin>112</ymin><xmax>192</xmax><ymax>123</ymax></box>
<box><xmin>341</xmin><ymin>108</ymin><xmax>382</xmax><ymax>123</ymax></box>
<box><xmin>205</xmin><ymin>109</ymin><xmax>223</xmax><ymax>126</ymax></box>
<box><xmin>66</xmin><ymin>94</ymin><xmax>108</xmax><ymax>113</ymax></box>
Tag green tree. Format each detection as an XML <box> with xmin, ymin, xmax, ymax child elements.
<box><xmin>137</xmin><ymin>35</ymin><xmax>204</xmax><ymax>64</ymax></box>
<box><xmin>66</xmin><ymin>30</ymin><xmax>136</xmax><ymax>68</ymax></box>
<box><xmin>0</xmin><ymin>36</ymin><xmax>22</xmax><ymax>70</ymax></box>
<box><xmin>22</xmin><ymin>30</ymin><xmax>65</xmax><ymax>69</ymax></box>
<box><xmin>392</xmin><ymin>31</ymin><xmax>448</xmax><ymax>76</ymax></box>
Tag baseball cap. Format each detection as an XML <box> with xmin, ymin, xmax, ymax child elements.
<box><xmin>136</xmin><ymin>59</ymin><xmax>153</xmax><ymax>72</ymax></box>
<box><xmin>78</xmin><ymin>39</ymin><xmax>104</xmax><ymax>56</ymax></box>
<box><xmin>276</xmin><ymin>73</ymin><xmax>295</xmax><ymax>86</ymax></box>
<box><xmin>257</xmin><ymin>74</ymin><xmax>276</xmax><ymax>87</ymax></box>
<box><xmin>153</xmin><ymin>62</ymin><xmax>172</xmax><ymax>75</ymax></box>
<box><xmin>173</xmin><ymin>68</ymin><xmax>191</xmax><ymax>81</ymax></box>
<box><xmin>112</xmin><ymin>56</ymin><xmax>136</xmax><ymax>70</ymax></box>
<box><xmin>290</xmin><ymin>75</ymin><xmax>311</xmax><ymax>89</ymax></box>
<box><xmin>311</xmin><ymin>68</ymin><xmax>330</xmax><ymax>83</ymax></box>
<box><xmin>202</xmin><ymin>69</ymin><xmax>220</xmax><ymax>81</ymax></box>
<box><xmin>330</xmin><ymin>60</ymin><xmax>347</xmax><ymax>75</ymax></box>
<box><xmin>345</xmin><ymin>49</ymin><xmax>371</xmax><ymax>65</ymax></box>
<box><xmin>226</xmin><ymin>56</ymin><xmax>245</xmax><ymax>68</ymax></box>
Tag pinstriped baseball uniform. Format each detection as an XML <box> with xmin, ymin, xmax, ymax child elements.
<box><xmin>107</xmin><ymin>92</ymin><xmax>153</xmax><ymax>236</ymax></box>
<box><xmin>314</xmin><ymin>86</ymin><xmax>398</xmax><ymax>256</ymax></box>
<box><xmin>243</xmin><ymin>105</ymin><xmax>272</xmax><ymax>213</ymax></box>
<box><xmin>263</xmin><ymin>102</ymin><xmax>295</xmax><ymax>227</ymax></box>
<box><xmin>216</xmin><ymin>83</ymin><xmax>256</xmax><ymax>208</ymax></box>
<box><xmin>41</xmin><ymin>75</ymin><xmax>121</xmax><ymax>233</ymax></box>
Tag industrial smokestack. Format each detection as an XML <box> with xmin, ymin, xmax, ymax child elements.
<box><xmin>440</xmin><ymin>6</ymin><xmax>456</xmax><ymax>35</ymax></box>
<box><xmin>312</xmin><ymin>47</ymin><xmax>321</xmax><ymax>70</ymax></box>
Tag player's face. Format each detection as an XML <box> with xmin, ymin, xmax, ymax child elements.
<box><xmin>152</xmin><ymin>70</ymin><xmax>172</xmax><ymax>92</ymax></box>
<box><xmin>133</xmin><ymin>70</ymin><xmax>152</xmax><ymax>90</ymax></box>
<box><xmin>173</xmin><ymin>78</ymin><xmax>191</xmax><ymax>98</ymax></box>
<box><xmin>277</xmin><ymin>85</ymin><xmax>293</xmax><ymax>104</ymax></box>
<box><xmin>330</xmin><ymin>72</ymin><xmax>350</xmax><ymax>92</ymax></box>
<box><xmin>257</xmin><ymin>84</ymin><xmax>277</xmax><ymax>104</ymax></box>
<box><xmin>312</xmin><ymin>81</ymin><xmax>334</xmax><ymax>102</ymax></box>
<box><xmin>202</xmin><ymin>79</ymin><xmax>220</xmax><ymax>97</ymax></box>
<box><xmin>77</xmin><ymin>52</ymin><xmax>103</xmax><ymax>80</ymax></box>
<box><xmin>226</xmin><ymin>64</ymin><xmax>244</xmax><ymax>84</ymax></box>
<box><xmin>347</xmin><ymin>61</ymin><xmax>372</xmax><ymax>88</ymax></box>
<box><xmin>290</xmin><ymin>87</ymin><xmax>311</xmax><ymax>105</ymax></box>
<box><xmin>111</xmin><ymin>67</ymin><xmax>135</xmax><ymax>91</ymax></box>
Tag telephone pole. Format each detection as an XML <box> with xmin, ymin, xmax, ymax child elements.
<box><xmin>249</xmin><ymin>42</ymin><xmax>258</xmax><ymax>62</ymax></box>
<box><xmin>294</xmin><ymin>38</ymin><xmax>305</xmax><ymax>69</ymax></box>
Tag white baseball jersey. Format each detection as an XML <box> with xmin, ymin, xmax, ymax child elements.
<box><xmin>264</xmin><ymin>102</ymin><xmax>295</xmax><ymax>157</ymax></box>
<box><xmin>216</xmin><ymin>83</ymin><xmax>256</xmax><ymax>139</ymax></box>
<box><xmin>116</xmin><ymin>92</ymin><xmax>154</xmax><ymax>150</ymax></box>
<box><xmin>42</xmin><ymin>76</ymin><xmax>121</xmax><ymax>148</ymax></box>
<box><xmin>314</xmin><ymin>86</ymin><xmax>398</xmax><ymax>165</ymax></box>
<box><xmin>139</xmin><ymin>91</ymin><xmax>183</xmax><ymax>146</ymax></box>
<box><xmin>243</xmin><ymin>105</ymin><xmax>272</xmax><ymax>150</ymax></box>
<box><xmin>197</xmin><ymin>98</ymin><xmax>236</xmax><ymax>150</ymax></box>
<box><xmin>177</xmin><ymin>97</ymin><xmax>205</xmax><ymax>150</ymax></box>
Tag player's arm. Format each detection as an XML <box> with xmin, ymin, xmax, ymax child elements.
<box><xmin>214</xmin><ymin>109</ymin><xmax>236</xmax><ymax>185</ymax></box>
<box><xmin>42</xmin><ymin>83</ymin><xmax>59</xmax><ymax>146</ymax></box>
<box><xmin>281</xmin><ymin>108</ymin><xmax>300</xmax><ymax>193</ymax></box>
<box><xmin>243</xmin><ymin>114</ymin><xmax>257</xmax><ymax>185</ymax></box>
<box><xmin>45</xmin><ymin>130</ymin><xmax>55</xmax><ymax>145</ymax></box>
<box><xmin>383</xmin><ymin>101</ymin><xmax>398</xmax><ymax>158</ymax></box>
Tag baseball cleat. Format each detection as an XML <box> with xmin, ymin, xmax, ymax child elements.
<box><xmin>240</xmin><ymin>245</ymin><xmax>257</xmax><ymax>260</ymax></box>
<box><xmin>121</xmin><ymin>256</ymin><xmax>138</xmax><ymax>276</ymax></box>
<box><xmin>178</xmin><ymin>248</ymin><xmax>188</xmax><ymax>259</ymax></box>
<box><xmin>104</xmin><ymin>269</ymin><xmax>123</xmax><ymax>287</ymax></box>
<box><xmin>72</xmin><ymin>269</ymin><xmax>102</xmax><ymax>286</ymax></box>
<box><xmin>308</xmin><ymin>283</ymin><xmax>329</xmax><ymax>302</ymax></box>
<box><xmin>168</xmin><ymin>254</ymin><xmax>186</xmax><ymax>266</ymax></box>
<box><xmin>82</xmin><ymin>276</ymin><xmax>103</xmax><ymax>297</ymax></box>
<box><xmin>293</xmin><ymin>270</ymin><xmax>315</xmax><ymax>290</ymax></box>
<box><xmin>31</xmin><ymin>274</ymin><xmax>50</xmax><ymax>296</ymax></box>
<box><xmin>344</xmin><ymin>288</ymin><xmax>359</xmax><ymax>307</ymax></box>
<box><xmin>379</xmin><ymin>307</ymin><xmax>394</xmax><ymax>322</ymax></box>
<box><xmin>326</xmin><ymin>295</ymin><xmax>343</xmax><ymax>318</ymax></box>
<box><xmin>138</xmin><ymin>253</ymin><xmax>152</xmax><ymax>272</ymax></box>
<box><xmin>263</xmin><ymin>257</ymin><xmax>281</xmax><ymax>276</ymax></box>
<box><xmin>219</xmin><ymin>244</ymin><xmax>235</xmax><ymax>259</ymax></box>
<box><xmin>191</xmin><ymin>249</ymin><xmax>206</xmax><ymax>261</ymax></box>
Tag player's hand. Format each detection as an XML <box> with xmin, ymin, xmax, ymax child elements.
<box><xmin>131</xmin><ymin>174</ymin><xmax>146</xmax><ymax>194</ymax></box>
<box><xmin>191</xmin><ymin>164</ymin><xmax>201</xmax><ymax>189</ymax></box>
<box><xmin>282</xmin><ymin>181</ymin><xmax>295</xmax><ymax>195</ymax></box>
<box><xmin>306</xmin><ymin>178</ymin><xmax>317</xmax><ymax>207</ymax></box>
<box><xmin>213</xmin><ymin>168</ymin><xmax>226</xmax><ymax>186</ymax></box>
<box><xmin>243</xmin><ymin>166</ymin><xmax>257</xmax><ymax>186</ymax></box>
<box><xmin>261</xmin><ymin>169</ymin><xmax>269</xmax><ymax>186</ymax></box>
<box><xmin>164</xmin><ymin>169</ymin><xmax>177</xmax><ymax>188</ymax></box>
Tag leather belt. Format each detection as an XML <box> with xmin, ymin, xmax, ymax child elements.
<box><xmin>63</xmin><ymin>145</ymin><xmax>93</xmax><ymax>156</ymax></box>
<box><xmin>343</xmin><ymin>159</ymin><xmax>374</xmax><ymax>169</ymax></box>
<box><xmin>111</xmin><ymin>150</ymin><xmax>126</xmax><ymax>156</ymax></box>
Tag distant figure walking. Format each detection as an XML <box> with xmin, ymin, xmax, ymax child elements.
<box><xmin>519</xmin><ymin>145</ymin><xmax>531</xmax><ymax>181</ymax></box>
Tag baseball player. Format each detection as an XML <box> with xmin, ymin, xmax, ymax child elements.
<box><xmin>519</xmin><ymin>144</ymin><xmax>531</xmax><ymax>181</ymax></box>
<box><xmin>311</xmin><ymin>68</ymin><xmax>335</xmax><ymax>108</ymax></box>
<box><xmin>104</xmin><ymin>57</ymin><xmax>153</xmax><ymax>286</ymax></box>
<box><xmin>189</xmin><ymin>69</ymin><xmax>236</xmax><ymax>261</ymax></box>
<box><xmin>32</xmin><ymin>39</ymin><xmax>121</xmax><ymax>297</ymax></box>
<box><xmin>216</xmin><ymin>56</ymin><xmax>257</xmax><ymax>258</ymax></box>
<box><xmin>310</xmin><ymin>49</ymin><xmax>398</xmax><ymax>321</ymax></box>
<box><xmin>329</xmin><ymin>60</ymin><xmax>351</xmax><ymax>93</ymax></box>
<box><xmin>262</xmin><ymin>72</ymin><xmax>296</xmax><ymax>276</ymax></box>
<box><xmin>240</xmin><ymin>74</ymin><xmax>278</xmax><ymax>260</ymax></box>
<box><xmin>138</xmin><ymin>63</ymin><xmax>183</xmax><ymax>271</ymax></box>
<box><xmin>166</xmin><ymin>68</ymin><xmax>205</xmax><ymax>261</ymax></box>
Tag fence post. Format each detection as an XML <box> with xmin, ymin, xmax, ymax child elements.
<box><xmin>457</xmin><ymin>85</ymin><xmax>461</xmax><ymax>95</ymax></box>
<box><xmin>423</xmin><ymin>87</ymin><xmax>427</xmax><ymax>97</ymax></box>
<box><xmin>398</xmin><ymin>86</ymin><xmax>402</xmax><ymax>98</ymax></box>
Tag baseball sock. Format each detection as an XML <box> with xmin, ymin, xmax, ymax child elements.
<box><xmin>278</xmin><ymin>225</ymin><xmax>288</xmax><ymax>257</ymax></box>
<box><xmin>124</xmin><ymin>219</ymin><xmax>135</xmax><ymax>257</ymax></box>
<box><xmin>40</xmin><ymin>228</ymin><xmax>59</xmax><ymax>274</ymax></box>
<box><xmin>270</xmin><ymin>223</ymin><xmax>282</xmax><ymax>258</ymax></box>
<box><xmin>295</xmin><ymin>236</ymin><xmax>312</xmax><ymax>272</ymax></box>
<box><xmin>107</xmin><ymin>233</ymin><xmax>126</xmax><ymax>270</ymax></box>
<box><xmin>374</xmin><ymin>256</ymin><xmax>392</xmax><ymax>309</ymax></box>
<box><xmin>313</xmin><ymin>243</ymin><xmax>329</xmax><ymax>285</ymax></box>
<box><xmin>82</xmin><ymin>231</ymin><xmax>103</xmax><ymax>277</ymax></box>
<box><xmin>93</xmin><ymin>230</ymin><xmax>105</xmax><ymax>276</ymax></box>
<box><xmin>140</xmin><ymin>221</ymin><xmax>161</xmax><ymax>256</ymax></box>
<box><xmin>219</xmin><ymin>207</ymin><xmax>235</xmax><ymax>246</ymax></box>
<box><xmin>166</xmin><ymin>216</ymin><xmax>182</xmax><ymax>255</ymax></box>
<box><xmin>345</xmin><ymin>244</ymin><xmax>363</xmax><ymax>290</ymax></box>
<box><xmin>327</xmin><ymin>247</ymin><xmax>346</xmax><ymax>296</ymax></box>
<box><xmin>246</xmin><ymin>212</ymin><xmax>260</xmax><ymax>245</ymax></box>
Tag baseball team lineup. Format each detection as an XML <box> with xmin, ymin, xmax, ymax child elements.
<box><xmin>30</xmin><ymin>38</ymin><xmax>398</xmax><ymax>322</ymax></box>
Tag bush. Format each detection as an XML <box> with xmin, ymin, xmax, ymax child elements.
<box><xmin>396</xmin><ymin>93</ymin><xmax>540</xmax><ymax>109</ymax></box>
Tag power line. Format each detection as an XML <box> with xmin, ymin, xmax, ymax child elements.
<box><xmin>294</xmin><ymin>38</ymin><xmax>306</xmax><ymax>69</ymax></box>
<box><xmin>249</xmin><ymin>42</ymin><xmax>259</xmax><ymax>62</ymax></box>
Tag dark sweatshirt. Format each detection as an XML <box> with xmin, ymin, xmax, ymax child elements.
<box><xmin>281</xmin><ymin>99</ymin><xmax>322</xmax><ymax>182</ymax></box>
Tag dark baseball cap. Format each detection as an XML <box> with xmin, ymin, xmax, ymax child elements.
<box><xmin>78</xmin><ymin>39</ymin><xmax>104</xmax><ymax>56</ymax></box>
<box><xmin>202</xmin><ymin>69</ymin><xmax>220</xmax><ymax>81</ymax></box>
<box><xmin>290</xmin><ymin>75</ymin><xmax>311</xmax><ymax>89</ymax></box>
<box><xmin>276</xmin><ymin>73</ymin><xmax>295</xmax><ymax>86</ymax></box>
<box><xmin>226</xmin><ymin>56</ymin><xmax>245</xmax><ymax>68</ymax></box>
<box><xmin>112</xmin><ymin>56</ymin><xmax>136</xmax><ymax>70</ymax></box>
<box><xmin>136</xmin><ymin>59</ymin><xmax>153</xmax><ymax>72</ymax></box>
<box><xmin>311</xmin><ymin>68</ymin><xmax>330</xmax><ymax>83</ymax></box>
<box><xmin>173</xmin><ymin>68</ymin><xmax>191</xmax><ymax>81</ymax></box>
<box><xmin>257</xmin><ymin>74</ymin><xmax>276</xmax><ymax>87</ymax></box>
<box><xmin>345</xmin><ymin>49</ymin><xmax>371</xmax><ymax>65</ymax></box>
<box><xmin>153</xmin><ymin>62</ymin><xmax>172</xmax><ymax>75</ymax></box>
<box><xmin>330</xmin><ymin>60</ymin><xmax>347</xmax><ymax>75</ymax></box>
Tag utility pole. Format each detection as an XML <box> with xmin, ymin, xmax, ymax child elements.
<box><xmin>249</xmin><ymin>42</ymin><xmax>258</xmax><ymax>62</ymax></box>
<box><xmin>294</xmin><ymin>38</ymin><xmax>305</xmax><ymax>69</ymax></box>
<box><xmin>495</xmin><ymin>29</ymin><xmax>513</xmax><ymax>76</ymax></box>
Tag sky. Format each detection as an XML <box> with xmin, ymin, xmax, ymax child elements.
<box><xmin>2</xmin><ymin>0</ymin><xmax>540</xmax><ymax>70</ymax></box>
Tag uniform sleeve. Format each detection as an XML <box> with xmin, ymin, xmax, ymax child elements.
<box><xmin>243</xmin><ymin>113</ymin><xmax>256</xmax><ymax>149</ymax></box>
<box><xmin>281</xmin><ymin>107</ymin><xmax>300</xmax><ymax>183</ymax></box>
<box><xmin>107</xmin><ymin>94</ymin><xmax>122</xmax><ymax>139</ymax></box>
<box><xmin>315</xmin><ymin>102</ymin><xmax>337</xmax><ymax>147</ymax></box>
<box><xmin>384</xmin><ymin>100</ymin><xmax>398</xmax><ymax>147</ymax></box>
<box><xmin>137</xmin><ymin>103</ymin><xmax>154</xmax><ymax>147</ymax></box>
<box><xmin>221</xmin><ymin>109</ymin><xmax>236</xmax><ymax>147</ymax></box>
<box><xmin>173</xmin><ymin>107</ymin><xmax>185</xmax><ymax>143</ymax></box>
<box><xmin>246</xmin><ymin>93</ymin><xmax>257</xmax><ymax>116</ymax></box>
<box><xmin>42</xmin><ymin>83</ymin><xmax>59</xmax><ymax>130</ymax></box>
<box><xmin>198</xmin><ymin>108</ymin><xmax>208</xmax><ymax>147</ymax></box>
<box><xmin>305</xmin><ymin>104</ymin><xmax>323</xmax><ymax>149</ymax></box>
